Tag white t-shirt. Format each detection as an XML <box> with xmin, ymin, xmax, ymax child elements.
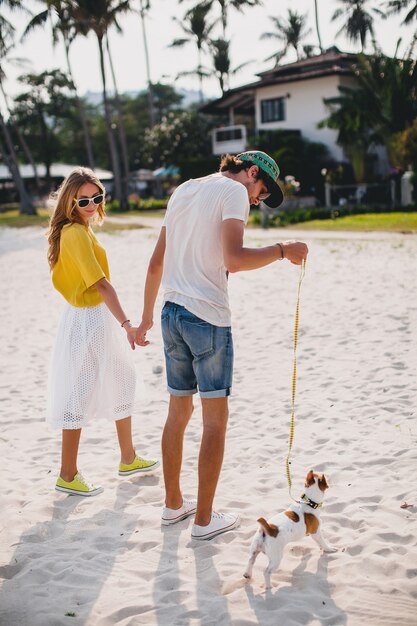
<box><xmin>162</xmin><ymin>173</ymin><xmax>250</xmax><ymax>326</ymax></box>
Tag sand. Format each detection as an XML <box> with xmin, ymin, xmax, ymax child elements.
<box><xmin>0</xmin><ymin>219</ymin><xmax>416</xmax><ymax>626</ymax></box>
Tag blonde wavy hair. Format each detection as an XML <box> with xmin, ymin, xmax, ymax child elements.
<box><xmin>47</xmin><ymin>167</ymin><xmax>106</xmax><ymax>270</ymax></box>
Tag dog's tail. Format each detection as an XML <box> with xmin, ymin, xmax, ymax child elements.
<box><xmin>257</xmin><ymin>517</ymin><xmax>279</xmax><ymax>537</ymax></box>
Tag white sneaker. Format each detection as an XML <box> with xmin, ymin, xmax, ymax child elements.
<box><xmin>191</xmin><ymin>511</ymin><xmax>240</xmax><ymax>540</ymax></box>
<box><xmin>161</xmin><ymin>498</ymin><xmax>197</xmax><ymax>526</ymax></box>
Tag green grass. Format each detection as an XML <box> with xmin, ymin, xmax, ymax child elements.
<box><xmin>2</xmin><ymin>208</ymin><xmax>417</xmax><ymax>233</ymax></box>
<box><xmin>290</xmin><ymin>212</ymin><xmax>417</xmax><ymax>232</ymax></box>
<box><xmin>0</xmin><ymin>208</ymin><xmax>50</xmax><ymax>227</ymax></box>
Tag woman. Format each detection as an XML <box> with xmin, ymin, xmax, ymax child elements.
<box><xmin>46</xmin><ymin>167</ymin><xmax>159</xmax><ymax>496</ymax></box>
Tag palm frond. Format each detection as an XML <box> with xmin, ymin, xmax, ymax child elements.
<box><xmin>21</xmin><ymin>10</ymin><xmax>49</xmax><ymax>42</ymax></box>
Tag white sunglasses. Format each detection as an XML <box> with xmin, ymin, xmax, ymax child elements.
<box><xmin>75</xmin><ymin>194</ymin><xmax>104</xmax><ymax>209</ymax></box>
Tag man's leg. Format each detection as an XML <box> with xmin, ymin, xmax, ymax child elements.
<box><xmin>162</xmin><ymin>394</ymin><xmax>194</xmax><ymax>509</ymax></box>
<box><xmin>194</xmin><ymin>397</ymin><xmax>228</xmax><ymax>526</ymax></box>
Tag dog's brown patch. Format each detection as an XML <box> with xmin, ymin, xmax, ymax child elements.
<box><xmin>305</xmin><ymin>470</ymin><xmax>315</xmax><ymax>488</ymax></box>
<box><xmin>318</xmin><ymin>474</ymin><xmax>328</xmax><ymax>492</ymax></box>
<box><xmin>304</xmin><ymin>513</ymin><xmax>319</xmax><ymax>535</ymax></box>
<box><xmin>284</xmin><ymin>511</ymin><xmax>300</xmax><ymax>523</ymax></box>
<box><xmin>257</xmin><ymin>517</ymin><xmax>279</xmax><ymax>537</ymax></box>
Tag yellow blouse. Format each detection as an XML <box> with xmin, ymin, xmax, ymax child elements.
<box><xmin>52</xmin><ymin>223</ymin><xmax>110</xmax><ymax>307</ymax></box>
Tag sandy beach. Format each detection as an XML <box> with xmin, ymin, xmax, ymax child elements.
<box><xmin>0</xmin><ymin>218</ymin><xmax>416</xmax><ymax>626</ymax></box>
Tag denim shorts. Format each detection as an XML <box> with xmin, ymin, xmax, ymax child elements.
<box><xmin>161</xmin><ymin>302</ymin><xmax>233</xmax><ymax>398</ymax></box>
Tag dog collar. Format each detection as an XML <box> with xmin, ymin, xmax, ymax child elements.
<box><xmin>300</xmin><ymin>494</ymin><xmax>322</xmax><ymax>509</ymax></box>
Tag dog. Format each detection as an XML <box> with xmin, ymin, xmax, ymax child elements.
<box><xmin>243</xmin><ymin>470</ymin><xmax>336</xmax><ymax>588</ymax></box>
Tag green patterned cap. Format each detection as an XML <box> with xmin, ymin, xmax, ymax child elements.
<box><xmin>237</xmin><ymin>150</ymin><xmax>284</xmax><ymax>208</ymax></box>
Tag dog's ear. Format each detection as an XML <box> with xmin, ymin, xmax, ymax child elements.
<box><xmin>305</xmin><ymin>470</ymin><xmax>315</xmax><ymax>487</ymax></box>
<box><xmin>318</xmin><ymin>474</ymin><xmax>328</xmax><ymax>491</ymax></box>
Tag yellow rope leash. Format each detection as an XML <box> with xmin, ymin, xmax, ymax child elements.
<box><xmin>285</xmin><ymin>259</ymin><xmax>306</xmax><ymax>500</ymax></box>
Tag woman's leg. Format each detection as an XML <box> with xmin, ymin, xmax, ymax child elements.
<box><xmin>60</xmin><ymin>429</ymin><xmax>82</xmax><ymax>481</ymax></box>
<box><xmin>115</xmin><ymin>416</ymin><xmax>135</xmax><ymax>464</ymax></box>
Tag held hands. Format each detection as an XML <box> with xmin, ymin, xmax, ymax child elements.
<box><xmin>282</xmin><ymin>241</ymin><xmax>309</xmax><ymax>265</ymax></box>
<box><xmin>124</xmin><ymin>325</ymin><xmax>138</xmax><ymax>350</ymax></box>
<box><xmin>135</xmin><ymin>319</ymin><xmax>154</xmax><ymax>347</ymax></box>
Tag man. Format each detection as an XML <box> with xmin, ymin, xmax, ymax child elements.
<box><xmin>135</xmin><ymin>151</ymin><xmax>308</xmax><ymax>540</ymax></box>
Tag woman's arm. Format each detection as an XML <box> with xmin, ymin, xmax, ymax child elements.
<box><xmin>135</xmin><ymin>227</ymin><xmax>166</xmax><ymax>347</ymax></box>
<box><xmin>95</xmin><ymin>278</ymin><xmax>137</xmax><ymax>349</ymax></box>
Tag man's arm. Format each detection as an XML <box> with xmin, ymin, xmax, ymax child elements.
<box><xmin>221</xmin><ymin>219</ymin><xmax>308</xmax><ymax>272</ymax></box>
<box><xmin>135</xmin><ymin>226</ymin><xmax>166</xmax><ymax>347</ymax></box>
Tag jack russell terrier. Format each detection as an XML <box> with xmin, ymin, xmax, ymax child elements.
<box><xmin>243</xmin><ymin>470</ymin><xmax>337</xmax><ymax>588</ymax></box>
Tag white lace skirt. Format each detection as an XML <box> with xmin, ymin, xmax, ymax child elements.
<box><xmin>46</xmin><ymin>303</ymin><xmax>136</xmax><ymax>430</ymax></box>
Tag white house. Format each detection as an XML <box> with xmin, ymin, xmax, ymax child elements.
<box><xmin>202</xmin><ymin>47</ymin><xmax>359</xmax><ymax>163</ymax></box>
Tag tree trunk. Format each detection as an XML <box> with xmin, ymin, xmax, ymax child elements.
<box><xmin>220</xmin><ymin>0</ymin><xmax>227</xmax><ymax>38</ymax></box>
<box><xmin>139</xmin><ymin>0</ymin><xmax>155</xmax><ymax>127</ymax></box>
<box><xmin>97</xmin><ymin>35</ymin><xmax>124</xmax><ymax>207</ymax></box>
<box><xmin>106</xmin><ymin>36</ymin><xmax>130</xmax><ymax>204</ymax></box>
<box><xmin>197</xmin><ymin>45</ymin><xmax>204</xmax><ymax>103</ymax></box>
<box><xmin>314</xmin><ymin>0</ymin><xmax>323</xmax><ymax>53</ymax></box>
<box><xmin>37</xmin><ymin>104</ymin><xmax>51</xmax><ymax>185</ymax></box>
<box><xmin>65</xmin><ymin>40</ymin><xmax>95</xmax><ymax>170</ymax></box>
<box><xmin>0</xmin><ymin>113</ymin><xmax>36</xmax><ymax>215</ymax></box>
<box><xmin>0</xmin><ymin>81</ymin><xmax>42</xmax><ymax>193</ymax></box>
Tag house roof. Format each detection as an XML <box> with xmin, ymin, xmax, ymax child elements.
<box><xmin>201</xmin><ymin>47</ymin><xmax>358</xmax><ymax>115</ymax></box>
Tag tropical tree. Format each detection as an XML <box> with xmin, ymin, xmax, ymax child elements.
<box><xmin>0</xmin><ymin>14</ymin><xmax>41</xmax><ymax>191</ymax></box>
<box><xmin>386</xmin><ymin>0</ymin><xmax>417</xmax><ymax>23</ymax></box>
<box><xmin>70</xmin><ymin>0</ymin><xmax>134</xmax><ymax>208</ymax></box>
<box><xmin>391</xmin><ymin>118</ymin><xmax>417</xmax><ymax>176</ymax></box>
<box><xmin>170</xmin><ymin>3</ymin><xmax>217</xmax><ymax>101</ymax></box>
<box><xmin>0</xmin><ymin>0</ymin><xmax>35</xmax><ymax>214</ymax></box>
<box><xmin>24</xmin><ymin>0</ymin><xmax>95</xmax><ymax>169</ymax></box>
<box><xmin>331</xmin><ymin>0</ymin><xmax>385</xmax><ymax>52</ymax></box>
<box><xmin>313</xmin><ymin>0</ymin><xmax>324</xmax><ymax>52</ymax></box>
<box><xmin>12</xmin><ymin>70</ymin><xmax>76</xmax><ymax>183</ymax></box>
<box><xmin>138</xmin><ymin>0</ymin><xmax>155</xmax><ymax>126</ymax></box>
<box><xmin>209</xmin><ymin>38</ymin><xmax>252</xmax><ymax>94</ymax></box>
<box><xmin>106</xmin><ymin>34</ymin><xmax>131</xmax><ymax>198</ymax></box>
<box><xmin>320</xmin><ymin>53</ymin><xmax>417</xmax><ymax>179</ymax></box>
<box><xmin>319</xmin><ymin>86</ymin><xmax>373</xmax><ymax>181</ymax></box>
<box><xmin>142</xmin><ymin>110</ymin><xmax>212</xmax><ymax>167</ymax></box>
<box><xmin>180</xmin><ymin>0</ymin><xmax>262</xmax><ymax>38</ymax></box>
<box><xmin>207</xmin><ymin>0</ymin><xmax>261</xmax><ymax>38</ymax></box>
<box><xmin>260</xmin><ymin>9</ymin><xmax>312</xmax><ymax>64</ymax></box>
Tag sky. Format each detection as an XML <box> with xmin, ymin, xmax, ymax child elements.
<box><xmin>3</xmin><ymin>0</ymin><xmax>415</xmax><ymax>102</ymax></box>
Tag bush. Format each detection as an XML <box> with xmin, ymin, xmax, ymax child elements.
<box><xmin>249</xmin><ymin>203</ymin><xmax>417</xmax><ymax>227</ymax></box>
<box><xmin>106</xmin><ymin>198</ymin><xmax>167</xmax><ymax>213</ymax></box>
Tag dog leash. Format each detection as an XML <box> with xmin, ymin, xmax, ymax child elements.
<box><xmin>285</xmin><ymin>259</ymin><xmax>306</xmax><ymax>501</ymax></box>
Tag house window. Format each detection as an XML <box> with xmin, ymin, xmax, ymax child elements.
<box><xmin>260</xmin><ymin>97</ymin><xmax>286</xmax><ymax>123</ymax></box>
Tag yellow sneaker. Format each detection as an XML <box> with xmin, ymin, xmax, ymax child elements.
<box><xmin>55</xmin><ymin>472</ymin><xmax>103</xmax><ymax>497</ymax></box>
<box><xmin>118</xmin><ymin>452</ymin><xmax>160</xmax><ymax>476</ymax></box>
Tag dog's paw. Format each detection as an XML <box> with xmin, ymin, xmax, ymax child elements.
<box><xmin>243</xmin><ymin>572</ymin><xmax>251</xmax><ymax>579</ymax></box>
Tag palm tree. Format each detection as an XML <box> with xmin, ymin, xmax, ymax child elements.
<box><xmin>320</xmin><ymin>53</ymin><xmax>417</xmax><ymax>176</ymax></box>
<box><xmin>70</xmin><ymin>1</ymin><xmax>134</xmax><ymax>208</ymax></box>
<box><xmin>386</xmin><ymin>0</ymin><xmax>417</xmax><ymax>23</ymax></box>
<box><xmin>106</xmin><ymin>34</ymin><xmax>130</xmax><ymax>196</ymax></box>
<box><xmin>0</xmin><ymin>2</ymin><xmax>35</xmax><ymax>214</ymax></box>
<box><xmin>331</xmin><ymin>0</ymin><xmax>385</xmax><ymax>52</ymax></box>
<box><xmin>170</xmin><ymin>3</ymin><xmax>217</xmax><ymax>102</ymax></box>
<box><xmin>261</xmin><ymin>9</ymin><xmax>312</xmax><ymax>64</ymax></box>
<box><xmin>0</xmin><ymin>21</ymin><xmax>41</xmax><ymax>191</ymax></box>
<box><xmin>14</xmin><ymin>69</ymin><xmax>75</xmax><ymax>184</ymax></box>
<box><xmin>313</xmin><ymin>0</ymin><xmax>324</xmax><ymax>52</ymax></box>
<box><xmin>209</xmin><ymin>38</ymin><xmax>252</xmax><ymax>94</ymax></box>
<box><xmin>24</xmin><ymin>0</ymin><xmax>95</xmax><ymax>169</ymax></box>
<box><xmin>138</xmin><ymin>0</ymin><xmax>155</xmax><ymax>126</ymax></box>
<box><xmin>180</xmin><ymin>0</ymin><xmax>262</xmax><ymax>38</ymax></box>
